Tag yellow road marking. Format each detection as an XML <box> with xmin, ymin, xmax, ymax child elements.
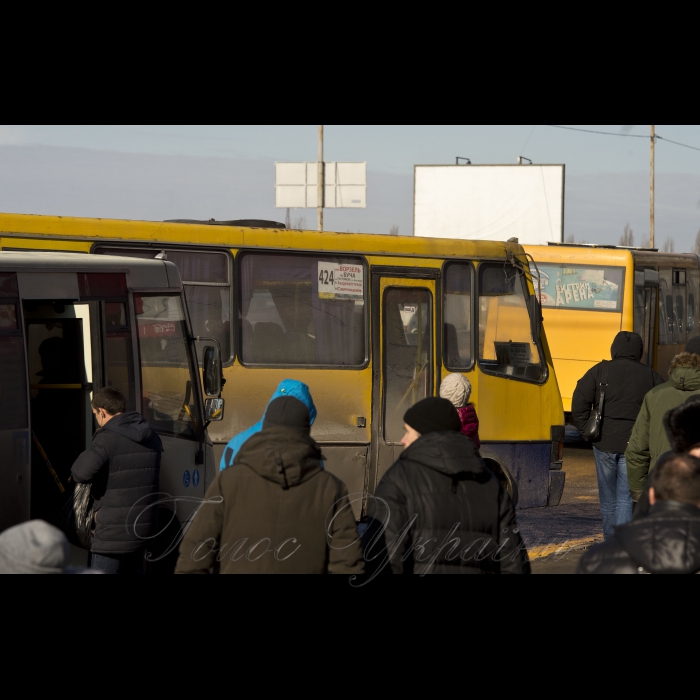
<box><xmin>527</xmin><ymin>535</ymin><xmax>604</xmax><ymax>561</ymax></box>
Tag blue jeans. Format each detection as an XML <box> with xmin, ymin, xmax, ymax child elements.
<box><xmin>592</xmin><ymin>447</ymin><xmax>633</xmax><ymax>539</ymax></box>
<box><xmin>89</xmin><ymin>550</ymin><xmax>143</xmax><ymax>575</ymax></box>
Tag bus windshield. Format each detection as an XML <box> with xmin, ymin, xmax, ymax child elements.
<box><xmin>135</xmin><ymin>294</ymin><xmax>199</xmax><ymax>439</ymax></box>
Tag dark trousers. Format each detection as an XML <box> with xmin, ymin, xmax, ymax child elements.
<box><xmin>89</xmin><ymin>550</ymin><xmax>143</xmax><ymax>574</ymax></box>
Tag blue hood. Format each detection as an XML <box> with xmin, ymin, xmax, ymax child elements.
<box><xmin>219</xmin><ymin>379</ymin><xmax>317</xmax><ymax>470</ymax></box>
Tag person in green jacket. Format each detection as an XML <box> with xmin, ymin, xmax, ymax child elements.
<box><xmin>626</xmin><ymin>337</ymin><xmax>700</xmax><ymax>502</ymax></box>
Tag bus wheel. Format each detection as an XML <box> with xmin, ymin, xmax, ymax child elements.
<box><xmin>483</xmin><ymin>458</ymin><xmax>518</xmax><ymax>508</ymax></box>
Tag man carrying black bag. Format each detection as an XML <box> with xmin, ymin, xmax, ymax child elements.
<box><xmin>572</xmin><ymin>331</ymin><xmax>663</xmax><ymax>539</ymax></box>
<box><xmin>71</xmin><ymin>387</ymin><xmax>162</xmax><ymax>574</ymax></box>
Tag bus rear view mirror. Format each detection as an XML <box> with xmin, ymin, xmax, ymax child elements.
<box><xmin>205</xmin><ymin>397</ymin><xmax>225</xmax><ymax>421</ymax></box>
<box><xmin>529</xmin><ymin>295</ymin><xmax>542</xmax><ymax>344</ymax></box>
<box><xmin>203</xmin><ymin>345</ymin><xmax>221</xmax><ymax>397</ymax></box>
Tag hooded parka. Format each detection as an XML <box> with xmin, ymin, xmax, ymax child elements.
<box><xmin>626</xmin><ymin>353</ymin><xmax>700</xmax><ymax>491</ymax></box>
<box><xmin>571</xmin><ymin>331</ymin><xmax>664</xmax><ymax>453</ymax></box>
<box><xmin>176</xmin><ymin>425</ymin><xmax>363</xmax><ymax>574</ymax></box>
<box><xmin>219</xmin><ymin>379</ymin><xmax>317</xmax><ymax>470</ymax></box>
<box><xmin>71</xmin><ymin>411</ymin><xmax>162</xmax><ymax>554</ymax></box>
<box><xmin>365</xmin><ymin>431</ymin><xmax>529</xmax><ymax>575</ymax></box>
<box><xmin>577</xmin><ymin>499</ymin><xmax>700</xmax><ymax>574</ymax></box>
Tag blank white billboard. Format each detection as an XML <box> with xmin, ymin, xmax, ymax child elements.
<box><xmin>275</xmin><ymin>162</ymin><xmax>366</xmax><ymax>208</ymax></box>
<box><xmin>414</xmin><ymin>164</ymin><xmax>564</xmax><ymax>244</ymax></box>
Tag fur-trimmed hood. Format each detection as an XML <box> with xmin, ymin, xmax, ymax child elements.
<box><xmin>669</xmin><ymin>353</ymin><xmax>700</xmax><ymax>392</ymax></box>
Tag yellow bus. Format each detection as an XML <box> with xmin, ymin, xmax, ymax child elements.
<box><xmin>524</xmin><ymin>243</ymin><xmax>700</xmax><ymax>414</ymax></box>
<box><xmin>0</xmin><ymin>212</ymin><xmax>565</xmax><ymax>510</ymax></box>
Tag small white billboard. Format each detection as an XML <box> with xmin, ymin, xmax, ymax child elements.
<box><xmin>275</xmin><ymin>162</ymin><xmax>366</xmax><ymax>208</ymax></box>
<box><xmin>414</xmin><ymin>164</ymin><xmax>564</xmax><ymax>244</ymax></box>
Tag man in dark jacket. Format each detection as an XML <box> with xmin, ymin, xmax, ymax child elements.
<box><xmin>577</xmin><ymin>452</ymin><xmax>700</xmax><ymax>574</ymax></box>
<box><xmin>175</xmin><ymin>396</ymin><xmax>363</xmax><ymax>574</ymax></box>
<box><xmin>631</xmin><ymin>394</ymin><xmax>700</xmax><ymax>520</ymax></box>
<box><xmin>571</xmin><ymin>331</ymin><xmax>664</xmax><ymax>538</ymax></box>
<box><xmin>364</xmin><ymin>397</ymin><xmax>529</xmax><ymax>575</ymax></box>
<box><xmin>71</xmin><ymin>387</ymin><xmax>162</xmax><ymax>574</ymax></box>
<box><xmin>626</xmin><ymin>336</ymin><xmax>700</xmax><ymax>503</ymax></box>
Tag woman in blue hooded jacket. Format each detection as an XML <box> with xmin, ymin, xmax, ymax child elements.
<box><xmin>219</xmin><ymin>379</ymin><xmax>318</xmax><ymax>470</ymax></box>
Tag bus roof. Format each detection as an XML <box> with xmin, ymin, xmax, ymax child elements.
<box><xmin>0</xmin><ymin>212</ymin><xmax>525</xmax><ymax>262</ymax></box>
<box><xmin>0</xmin><ymin>251</ymin><xmax>181</xmax><ymax>289</ymax></box>
<box><xmin>525</xmin><ymin>243</ymin><xmax>699</xmax><ymax>269</ymax></box>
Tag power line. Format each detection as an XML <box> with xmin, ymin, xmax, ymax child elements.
<box><xmin>520</xmin><ymin>124</ymin><xmax>537</xmax><ymax>154</ymax></box>
<box><xmin>548</xmin><ymin>124</ymin><xmax>700</xmax><ymax>153</ymax></box>
<box><xmin>547</xmin><ymin>124</ymin><xmax>647</xmax><ymax>138</ymax></box>
<box><xmin>656</xmin><ymin>135</ymin><xmax>700</xmax><ymax>153</ymax></box>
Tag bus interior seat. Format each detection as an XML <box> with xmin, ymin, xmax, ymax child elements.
<box><xmin>285</xmin><ymin>331</ymin><xmax>316</xmax><ymax>364</ymax></box>
<box><xmin>251</xmin><ymin>322</ymin><xmax>285</xmax><ymax>363</ymax></box>
<box><xmin>444</xmin><ymin>322</ymin><xmax>465</xmax><ymax>367</ymax></box>
<box><xmin>385</xmin><ymin>301</ymin><xmax>418</xmax><ymax>380</ymax></box>
<box><xmin>241</xmin><ymin>318</ymin><xmax>253</xmax><ymax>358</ymax></box>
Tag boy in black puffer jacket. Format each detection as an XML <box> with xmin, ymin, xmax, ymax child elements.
<box><xmin>363</xmin><ymin>397</ymin><xmax>529</xmax><ymax>575</ymax></box>
<box><xmin>71</xmin><ymin>387</ymin><xmax>162</xmax><ymax>574</ymax></box>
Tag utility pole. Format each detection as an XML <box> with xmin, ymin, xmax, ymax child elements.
<box><xmin>650</xmin><ymin>124</ymin><xmax>655</xmax><ymax>249</ymax></box>
<box><xmin>317</xmin><ymin>125</ymin><xmax>324</xmax><ymax>231</ymax></box>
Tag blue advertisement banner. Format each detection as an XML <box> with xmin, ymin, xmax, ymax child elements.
<box><xmin>530</xmin><ymin>264</ymin><xmax>623</xmax><ymax>311</ymax></box>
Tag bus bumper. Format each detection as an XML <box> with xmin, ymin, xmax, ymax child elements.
<box><xmin>547</xmin><ymin>470</ymin><xmax>566</xmax><ymax>506</ymax></box>
<box><xmin>548</xmin><ymin>425</ymin><xmax>565</xmax><ymax>506</ymax></box>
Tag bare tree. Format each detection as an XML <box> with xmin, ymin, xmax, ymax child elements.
<box><xmin>565</xmin><ymin>233</ymin><xmax>575</xmax><ymax>243</ymax></box>
<box><xmin>292</xmin><ymin>216</ymin><xmax>307</xmax><ymax>230</ymax></box>
<box><xmin>662</xmin><ymin>236</ymin><xmax>676</xmax><ymax>253</ymax></box>
<box><xmin>620</xmin><ymin>223</ymin><xmax>634</xmax><ymax>247</ymax></box>
<box><xmin>694</xmin><ymin>229</ymin><xmax>700</xmax><ymax>256</ymax></box>
<box><xmin>389</xmin><ymin>224</ymin><xmax>399</xmax><ymax>236</ymax></box>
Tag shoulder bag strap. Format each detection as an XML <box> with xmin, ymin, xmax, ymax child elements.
<box><xmin>597</xmin><ymin>360</ymin><xmax>609</xmax><ymax>415</ymax></box>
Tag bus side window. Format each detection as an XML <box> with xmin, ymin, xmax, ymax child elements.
<box><xmin>94</xmin><ymin>247</ymin><xmax>232</xmax><ymax>365</ymax></box>
<box><xmin>443</xmin><ymin>262</ymin><xmax>473</xmax><ymax>369</ymax></box>
<box><xmin>689</xmin><ymin>293</ymin><xmax>696</xmax><ymax>334</ymax></box>
<box><xmin>238</xmin><ymin>252</ymin><xmax>366</xmax><ymax>367</ymax></box>
<box><xmin>666</xmin><ymin>295</ymin><xmax>675</xmax><ymax>340</ymax></box>
<box><xmin>104</xmin><ymin>302</ymin><xmax>135</xmax><ymax>411</ymax></box>
<box><xmin>689</xmin><ymin>269</ymin><xmax>700</xmax><ymax>338</ymax></box>
<box><xmin>676</xmin><ymin>293</ymin><xmax>686</xmax><ymax>343</ymax></box>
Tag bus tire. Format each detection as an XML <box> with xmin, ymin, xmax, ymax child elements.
<box><xmin>482</xmin><ymin>457</ymin><xmax>518</xmax><ymax>508</ymax></box>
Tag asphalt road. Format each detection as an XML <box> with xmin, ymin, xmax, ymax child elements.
<box><xmin>516</xmin><ymin>443</ymin><xmax>603</xmax><ymax>574</ymax></box>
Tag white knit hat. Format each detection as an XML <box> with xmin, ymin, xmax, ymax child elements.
<box><xmin>439</xmin><ymin>373</ymin><xmax>472</xmax><ymax>408</ymax></box>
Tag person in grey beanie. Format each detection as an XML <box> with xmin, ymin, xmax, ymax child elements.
<box><xmin>0</xmin><ymin>520</ymin><xmax>98</xmax><ymax>574</ymax></box>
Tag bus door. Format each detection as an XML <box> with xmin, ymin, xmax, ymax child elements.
<box><xmin>635</xmin><ymin>269</ymin><xmax>659</xmax><ymax>369</ymax></box>
<box><xmin>370</xmin><ymin>270</ymin><xmax>437</xmax><ymax>494</ymax></box>
<box><xmin>132</xmin><ymin>294</ymin><xmax>208</xmax><ymax>537</ymax></box>
<box><xmin>18</xmin><ymin>274</ymin><xmax>97</xmax><ymax>525</ymax></box>
<box><xmin>0</xmin><ymin>273</ymin><xmax>30</xmax><ymax>531</ymax></box>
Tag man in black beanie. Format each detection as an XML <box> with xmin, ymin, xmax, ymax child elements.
<box><xmin>364</xmin><ymin>397</ymin><xmax>529</xmax><ymax>575</ymax></box>
<box><xmin>176</xmin><ymin>396</ymin><xmax>363</xmax><ymax>574</ymax></box>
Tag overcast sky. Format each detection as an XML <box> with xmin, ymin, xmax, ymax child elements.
<box><xmin>1</xmin><ymin>125</ymin><xmax>700</xmax><ymax>251</ymax></box>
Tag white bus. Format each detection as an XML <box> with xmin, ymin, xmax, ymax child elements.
<box><xmin>0</xmin><ymin>252</ymin><xmax>224</xmax><ymax>570</ymax></box>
